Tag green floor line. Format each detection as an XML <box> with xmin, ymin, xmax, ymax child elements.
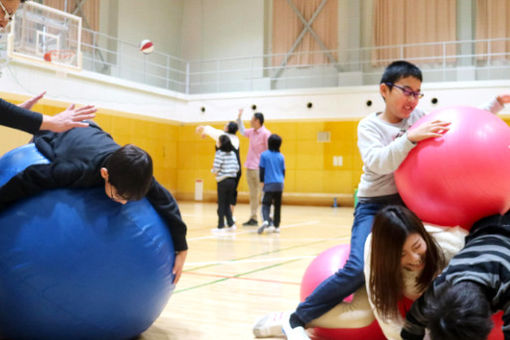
<box><xmin>184</xmin><ymin>237</ymin><xmax>340</xmax><ymax>272</ymax></box>
<box><xmin>174</xmin><ymin>258</ymin><xmax>301</xmax><ymax>294</ymax></box>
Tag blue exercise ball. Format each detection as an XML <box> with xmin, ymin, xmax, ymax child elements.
<box><xmin>0</xmin><ymin>144</ymin><xmax>176</xmax><ymax>340</ymax></box>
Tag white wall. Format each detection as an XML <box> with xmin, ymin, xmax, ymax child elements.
<box><xmin>184</xmin><ymin>80</ymin><xmax>510</xmax><ymax>123</ymax></box>
<box><xmin>181</xmin><ymin>0</ymin><xmax>265</xmax><ymax>61</ymax></box>
<box><xmin>1</xmin><ymin>59</ymin><xmax>187</xmax><ymax>122</ymax></box>
<box><xmin>115</xmin><ymin>0</ymin><xmax>184</xmax><ymax>57</ymax></box>
<box><xmin>3</xmin><ymin>58</ymin><xmax>509</xmax><ymax>125</ymax></box>
<box><xmin>181</xmin><ymin>0</ymin><xmax>266</xmax><ymax>93</ymax></box>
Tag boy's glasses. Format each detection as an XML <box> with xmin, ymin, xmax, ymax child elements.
<box><xmin>0</xmin><ymin>1</ymin><xmax>14</xmax><ymax>22</ymax></box>
<box><xmin>386</xmin><ymin>83</ymin><xmax>424</xmax><ymax>99</ymax></box>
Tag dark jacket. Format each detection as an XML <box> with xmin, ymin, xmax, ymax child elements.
<box><xmin>0</xmin><ymin>122</ymin><xmax>188</xmax><ymax>251</ymax></box>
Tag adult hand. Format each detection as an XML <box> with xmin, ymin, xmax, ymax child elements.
<box><xmin>237</xmin><ymin>108</ymin><xmax>243</xmax><ymax>119</ymax></box>
<box><xmin>173</xmin><ymin>250</ymin><xmax>187</xmax><ymax>284</ymax></box>
<box><xmin>407</xmin><ymin>120</ymin><xmax>450</xmax><ymax>143</ymax></box>
<box><xmin>18</xmin><ymin>91</ymin><xmax>46</xmax><ymax>110</ymax></box>
<box><xmin>40</xmin><ymin>104</ymin><xmax>97</xmax><ymax>132</ymax></box>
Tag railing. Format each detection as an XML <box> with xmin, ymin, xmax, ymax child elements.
<box><xmin>80</xmin><ymin>28</ymin><xmax>188</xmax><ymax>93</ymax></box>
<box><xmin>78</xmin><ymin>29</ymin><xmax>510</xmax><ymax>95</ymax></box>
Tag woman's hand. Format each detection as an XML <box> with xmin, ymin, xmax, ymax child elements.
<box><xmin>40</xmin><ymin>104</ymin><xmax>97</xmax><ymax>132</ymax></box>
<box><xmin>18</xmin><ymin>91</ymin><xmax>46</xmax><ymax>110</ymax></box>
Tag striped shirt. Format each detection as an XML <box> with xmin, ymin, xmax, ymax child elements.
<box><xmin>212</xmin><ymin>150</ymin><xmax>239</xmax><ymax>182</ymax></box>
<box><xmin>401</xmin><ymin>215</ymin><xmax>510</xmax><ymax>339</ymax></box>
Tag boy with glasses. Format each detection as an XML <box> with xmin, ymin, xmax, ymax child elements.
<box><xmin>253</xmin><ymin>60</ymin><xmax>509</xmax><ymax>340</ymax></box>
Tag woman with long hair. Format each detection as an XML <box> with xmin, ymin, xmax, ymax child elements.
<box><xmin>365</xmin><ymin>205</ymin><xmax>467</xmax><ymax>339</ymax></box>
<box><xmin>253</xmin><ymin>205</ymin><xmax>467</xmax><ymax>339</ymax></box>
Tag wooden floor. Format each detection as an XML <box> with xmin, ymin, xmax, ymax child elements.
<box><xmin>138</xmin><ymin>202</ymin><xmax>355</xmax><ymax>340</ymax></box>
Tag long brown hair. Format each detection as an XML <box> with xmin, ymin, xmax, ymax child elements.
<box><xmin>369</xmin><ymin>205</ymin><xmax>445</xmax><ymax>319</ymax></box>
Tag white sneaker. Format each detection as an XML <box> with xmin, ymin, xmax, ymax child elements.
<box><xmin>282</xmin><ymin>315</ymin><xmax>310</xmax><ymax>340</ymax></box>
<box><xmin>266</xmin><ymin>226</ymin><xmax>275</xmax><ymax>233</ymax></box>
<box><xmin>257</xmin><ymin>220</ymin><xmax>269</xmax><ymax>234</ymax></box>
<box><xmin>226</xmin><ymin>224</ymin><xmax>237</xmax><ymax>232</ymax></box>
<box><xmin>211</xmin><ymin>228</ymin><xmax>226</xmax><ymax>234</ymax></box>
<box><xmin>252</xmin><ymin>311</ymin><xmax>287</xmax><ymax>338</ymax></box>
<box><xmin>273</xmin><ymin>227</ymin><xmax>280</xmax><ymax>233</ymax></box>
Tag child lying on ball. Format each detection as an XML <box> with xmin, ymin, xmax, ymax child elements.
<box><xmin>0</xmin><ymin>121</ymin><xmax>187</xmax><ymax>283</ymax></box>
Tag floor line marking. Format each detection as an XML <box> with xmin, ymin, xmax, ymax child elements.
<box><xmin>187</xmin><ymin>220</ymin><xmax>321</xmax><ymax>241</ymax></box>
<box><xmin>184</xmin><ymin>255</ymin><xmax>316</xmax><ymax>267</ymax></box>
<box><xmin>184</xmin><ymin>236</ymin><xmax>350</xmax><ymax>272</ymax></box>
<box><xmin>175</xmin><ymin>259</ymin><xmax>301</xmax><ymax>294</ymax></box>
<box><xmin>184</xmin><ymin>271</ymin><xmax>301</xmax><ymax>286</ymax></box>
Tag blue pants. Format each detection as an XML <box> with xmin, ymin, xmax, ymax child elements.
<box><xmin>295</xmin><ymin>196</ymin><xmax>404</xmax><ymax>324</ymax></box>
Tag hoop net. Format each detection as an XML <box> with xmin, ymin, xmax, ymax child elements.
<box><xmin>43</xmin><ymin>50</ymin><xmax>76</xmax><ymax>65</ymax></box>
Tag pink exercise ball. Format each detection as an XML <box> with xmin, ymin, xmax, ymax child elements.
<box><xmin>300</xmin><ymin>245</ymin><xmax>385</xmax><ymax>340</ymax></box>
<box><xmin>395</xmin><ymin>106</ymin><xmax>510</xmax><ymax>228</ymax></box>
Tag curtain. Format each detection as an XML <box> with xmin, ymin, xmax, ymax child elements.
<box><xmin>373</xmin><ymin>0</ymin><xmax>457</xmax><ymax>65</ymax></box>
<box><xmin>475</xmin><ymin>0</ymin><xmax>510</xmax><ymax>61</ymax></box>
<box><xmin>272</xmin><ymin>0</ymin><xmax>338</xmax><ymax>66</ymax></box>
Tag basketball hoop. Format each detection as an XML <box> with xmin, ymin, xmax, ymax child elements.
<box><xmin>43</xmin><ymin>49</ymin><xmax>76</xmax><ymax>65</ymax></box>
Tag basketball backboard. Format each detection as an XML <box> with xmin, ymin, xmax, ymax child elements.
<box><xmin>8</xmin><ymin>1</ymin><xmax>82</xmax><ymax>71</ymax></box>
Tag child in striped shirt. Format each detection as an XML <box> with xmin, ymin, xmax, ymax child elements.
<box><xmin>211</xmin><ymin>135</ymin><xmax>240</xmax><ymax>233</ymax></box>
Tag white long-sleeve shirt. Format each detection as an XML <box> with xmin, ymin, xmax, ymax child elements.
<box><xmin>356</xmin><ymin>98</ymin><xmax>504</xmax><ymax>198</ymax></box>
<box><xmin>202</xmin><ymin>125</ymin><xmax>240</xmax><ymax>150</ymax></box>
<box><xmin>363</xmin><ymin>225</ymin><xmax>468</xmax><ymax>340</ymax></box>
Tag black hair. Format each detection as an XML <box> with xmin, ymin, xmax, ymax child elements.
<box><xmin>218</xmin><ymin>134</ymin><xmax>234</xmax><ymax>152</ymax></box>
<box><xmin>424</xmin><ymin>281</ymin><xmax>493</xmax><ymax>340</ymax></box>
<box><xmin>380</xmin><ymin>60</ymin><xmax>423</xmax><ymax>86</ymax></box>
<box><xmin>370</xmin><ymin>205</ymin><xmax>445</xmax><ymax>319</ymax></box>
<box><xmin>226</xmin><ymin>121</ymin><xmax>238</xmax><ymax>134</ymax></box>
<box><xmin>268</xmin><ymin>134</ymin><xmax>282</xmax><ymax>152</ymax></box>
<box><xmin>105</xmin><ymin>144</ymin><xmax>153</xmax><ymax>201</ymax></box>
<box><xmin>253</xmin><ymin>112</ymin><xmax>264</xmax><ymax>126</ymax></box>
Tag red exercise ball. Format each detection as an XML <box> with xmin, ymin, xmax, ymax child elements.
<box><xmin>300</xmin><ymin>245</ymin><xmax>385</xmax><ymax>340</ymax></box>
<box><xmin>395</xmin><ymin>106</ymin><xmax>510</xmax><ymax>228</ymax></box>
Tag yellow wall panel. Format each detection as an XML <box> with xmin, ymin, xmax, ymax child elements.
<box><xmin>0</xmin><ymin>93</ymin><xmax>369</xmax><ymax>203</ymax></box>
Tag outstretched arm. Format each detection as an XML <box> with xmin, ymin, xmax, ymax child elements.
<box><xmin>0</xmin><ymin>98</ymin><xmax>43</xmax><ymax>134</ymax></box>
<box><xmin>145</xmin><ymin>179</ymin><xmax>188</xmax><ymax>284</ymax></box>
<box><xmin>196</xmin><ymin>125</ymin><xmax>223</xmax><ymax>146</ymax></box>
<box><xmin>237</xmin><ymin>108</ymin><xmax>247</xmax><ymax>136</ymax></box>
<box><xmin>478</xmin><ymin>95</ymin><xmax>510</xmax><ymax>115</ymax></box>
<box><xmin>1</xmin><ymin>93</ymin><xmax>96</xmax><ymax>134</ymax></box>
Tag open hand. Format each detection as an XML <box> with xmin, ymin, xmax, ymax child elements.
<box><xmin>40</xmin><ymin>104</ymin><xmax>97</xmax><ymax>132</ymax></box>
<box><xmin>18</xmin><ymin>91</ymin><xmax>46</xmax><ymax>110</ymax></box>
<box><xmin>407</xmin><ymin>120</ymin><xmax>450</xmax><ymax>143</ymax></box>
